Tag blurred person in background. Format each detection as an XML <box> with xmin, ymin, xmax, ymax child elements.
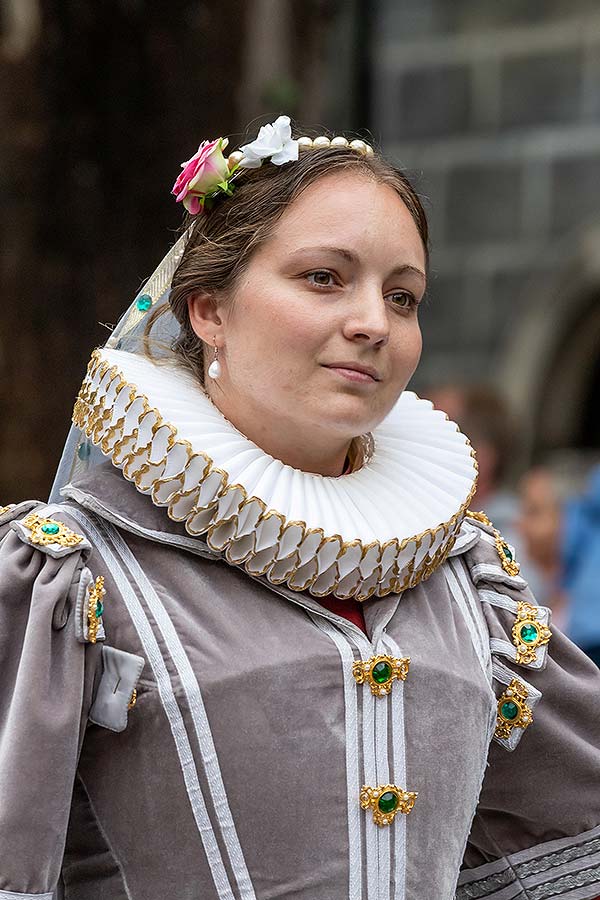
<box><xmin>517</xmin><ymin>463</ymin><xmax>574</xmax><ymax>631</ymax></box>
<box><xmin>426</xmin><ymin>382</ymin><xmax>543</xmax><ymax>598</ymax></box>
<box><xmin>562</xmin><ymin>465</ymin><xmax>600</xmax><ymax>668</ymax></box>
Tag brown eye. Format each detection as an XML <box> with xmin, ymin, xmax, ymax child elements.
<box><xmin>388</xmin><ymin>291</ymin><xmax>416</xmax><ymax>309</ymax></box>
<box><xmin>307</xmin><ymin>270</ymin><xmax>335</xmax><ymax>287</ymax></box>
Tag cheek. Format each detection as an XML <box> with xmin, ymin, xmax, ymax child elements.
<box><xmin>233</xmin><ymin>289</ymin><xmax>326</xmax><ymax>357</ymax></box>
<box><xmin>225</xmin><ymin>291</ymin><xmax>325</xmax><ymax>383</ymax></box>
<box><xmin>390</xmin><ymin>321</ymin><xmax>423</xmax><ymax>377</ymax></box>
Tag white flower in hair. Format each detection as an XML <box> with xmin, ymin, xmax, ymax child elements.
<box><xmin>238</xmin><ymin>115</ymin><xmax>299</xmax><ymax>169</ymax></box>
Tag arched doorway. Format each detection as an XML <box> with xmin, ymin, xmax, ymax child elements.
<box><xmin>501</xmin><ymin>222</ymin><xmax>600</xmax><ymax>467</ymax></box>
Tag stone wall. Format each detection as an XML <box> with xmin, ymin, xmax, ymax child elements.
<box><xmin>367</xmin><ymin>0</ymin><xmax>600</xmax><ymax>456</ymax></box>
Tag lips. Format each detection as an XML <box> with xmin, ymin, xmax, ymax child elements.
<box><xmin>324</xmin><ymin>362</ymin><xmax>381</xmax><ymax>381</ymax></box>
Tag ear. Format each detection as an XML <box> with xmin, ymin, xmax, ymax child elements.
<box><xmin>187</xmin><ymin>292</ymin><xmax>224</xmax><ymax>347</ymax></box>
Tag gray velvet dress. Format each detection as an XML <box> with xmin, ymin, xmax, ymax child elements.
<box><xmin>1</xmin><ymin>461</ymin><xmax>600</xmax><ymax>900</ymax></box>
<box><xmin>1</xmin><ymin>348</ymin><xmax>599</xmax><ymax>900</ymax></box>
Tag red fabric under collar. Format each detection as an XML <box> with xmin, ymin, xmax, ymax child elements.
<box><xmin>317</xmin><ymin>593</ymin><xmax>367</xmax><ymax>633</ymax></box>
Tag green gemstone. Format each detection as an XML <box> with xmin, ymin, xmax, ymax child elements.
<box><xmin>78</xmin><ymin>442</ymin><xmax>91</xmax><ymax>460</ymax></box>
<box><xmin>41</xmin><ymin>523</ymin><xmax>60</xmax><ymax>535</ymax></box>
<box><xmin>372</xmin><ymin>661</ymin><xmax>392</xmax><ymax>684</ymax></box>
<box><xmin>501</xmin><ymin>543</ymin><xmax>513</xmax><ymax>562</ymax></box>
<box><xmin>500</xmin><ymin>700</ymin><xmax>519</xmax><ymax>721</ymax></box>
<box><xmin>378</xmin><ymin>791</ymin><xmax>399</xmax><ymax>814</ymax></box>
<box><xmin>520</xmin><ymin>623</ymin><xmax>538</xmax><ymax>643</ymax></box>
<box><xmin>95</xmin><ymin>600</ymin><xmax>104</xmax><ymax>618</ymax></box>
<box><xmin>136</xmin><ymin>293</ymin><xmax>152</xmax><ymax>312</ymax></box>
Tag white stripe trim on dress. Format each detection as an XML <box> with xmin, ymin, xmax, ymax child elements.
<box><xmin>62</xmin><ymin>506</ymin><xmax>238</xmax><ymax>900</ymax></box>
<box><xmin>102</xmin><ymin>519</ymin><xmax>256</xmax><ymax>900</ymax></box>
<box><xmin>443</xmin><ymin>562</ymin><xmax>490</xmax><ymax>683</ymax></box>
<box><xmin>309</xmin><ymin>615</ymin><xmax>363</xmax><ymax>900</ymax></box>
<box><xmin>375</xmin><ymin>643</ymin><xmax>391</xmax><ymax>900</ymax></box>
<box><xmin>0</xmin><ymin>892</ymin><xmax>54</xmax><ymax>899</ymax></box>
<box><xmin>360</xmin><ymin>640</ymin><xmax>380</xmax><ymax>900</ymax></box>
<box><xmin>382</xmin><ymin>632</ymin><xmax>408</xmax><ymax>900</ymax></box>
<box><xmin>449</xmin><ymin>557</ymin><xmax>493</xmax><ymax>680</ymax></box>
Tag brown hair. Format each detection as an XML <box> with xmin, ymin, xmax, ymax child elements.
<box><xmin>144</xmin><ymin>124</ymin><xmax>430</xmax><ymax>387</ymax></box>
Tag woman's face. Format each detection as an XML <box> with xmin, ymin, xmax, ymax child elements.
<box><xmin>190</xmin><ymin>170</ymin><xmax>426</xmax><ymax>460</ymax></box>
<box><xmin>517</xmin><ymin>468</ymin><xmax>562</xmax><ymax>571</ymax></box>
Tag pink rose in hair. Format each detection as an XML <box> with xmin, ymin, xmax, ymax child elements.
<box><xmin>172</xmin><ymin>137</ymin><xmax>230</xmax><ymax>215</ymax></box>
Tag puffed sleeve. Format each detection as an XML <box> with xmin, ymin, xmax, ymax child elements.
<box><xmin>0</xmin><ymin>503</ymin><xmax>105</xmax><ymax>898</ymax></box>
<box><xmin>454</xmin><ymin>515</ymin><xmax>600</xmax><ymax>900</ymax></box>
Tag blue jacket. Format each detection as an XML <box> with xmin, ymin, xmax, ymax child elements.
<box><xmin>563</xmin><ymin>465</ymin><xmax>600</xmax><ymax>649</ymax></box>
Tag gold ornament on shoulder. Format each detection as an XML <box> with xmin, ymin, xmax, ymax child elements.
<box><xmin>467</xmin><ymin>510</ymin><xmax>520</xmax><ymax>576</ymax></box>
<box><xmin>495</xmin><ymin>678</ymin><xmax>533</xmax><ymax>740</ymax></box>
<box><xmin>494</xmin><ymin>531</ymin><xmax>520</xmax><ymax>576</ymax></box>
<box><xmin>21</xmin><ymin>513</ymin><xmax>84</xmax><ymax>549</ymax></box>
<box><xmin>511</xmin><ymin>601</ymin><xmax>551</xmax><ymax>664</ymax></box>
<box><xmin>466</xmin><ymin>509</ymin><xmax>491</xmax><ymax>526</ymax></box>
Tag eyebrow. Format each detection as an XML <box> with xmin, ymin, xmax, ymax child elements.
<box><xmin>289</xmin><ymin>245</ymin><xmax>427</xmax><ymax>282</ymax></box>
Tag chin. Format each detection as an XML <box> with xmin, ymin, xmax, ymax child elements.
<box><xmin>315</xmin><ymin>395</ymin><xmax>391</xmax><ymax>436</ymax></box>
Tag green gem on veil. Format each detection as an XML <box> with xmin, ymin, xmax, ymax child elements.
<box><xmin>136</xmin><ymin>293</ymin><xmax>152</xmax><ymax>312</ymax></box>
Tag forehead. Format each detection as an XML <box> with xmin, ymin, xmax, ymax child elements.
<box><xmin>266</xmin><ymin>171</ymin><xmax>426</xmax><ymax>268</ymax></box>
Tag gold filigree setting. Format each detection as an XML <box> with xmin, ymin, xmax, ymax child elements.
<box><xmin>494</xmin><ymin>531</ymin><xmax>520</xmax><ymax>577</ymax></box>
<box><xmin>360</xmin><ymin>784</ymin><xmax>418</xmax><ymax>826</ymax></box>
<box><xmin>512</xmin><ymin>601</ymin><xmax>551</xmax><ymax>664</ymax></box>
<box><xmin>467</xmin><ymin>510</ymin><xmax>520</xmax><ymax>577</ymax></box>
<box><xmin>87</xmin><ymin>576</ymin><xmax>106</xmax><ymax>644</ymax></box>
<box><xmin>352</xmin><ymin>654</ymin><xmax>410</xmax><ymax>696</ymax></box>
<box><xmin>466</xmin><ymin>509</ymin><xmax>492</xmax><ymax>526</ymax></box>
<box><xmin>21</xmin><ymin>513</ymin><xmax>84</xmax><ymax>549</ymax></box>
<box><xmin>495</xmin><ymin>679</ymin><xmax>533</xmax><ymax>740</ymax></box>
<box><xmin>72</xmin><ymin>350</ymin><xmax>478</xmax><ymax>601</ymax></box>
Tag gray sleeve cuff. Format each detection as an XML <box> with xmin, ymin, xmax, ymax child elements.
<box><xmin>456</xmin><ymin>823</ymin><xmax>600</xmax><ymax>899</ymax></box>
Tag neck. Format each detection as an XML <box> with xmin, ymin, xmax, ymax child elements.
<box><xmin>207</xmin><ymin>390</ymin><xmax>352</xmax><ymax>477</ymax></box>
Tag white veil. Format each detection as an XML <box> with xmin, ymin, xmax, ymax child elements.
<box><xmin>49</xmin><ymin>227</ymin><xmax>192</xmax><ymax>503</ymax></box>
<box><xmin>48</xmin><ymin>113</ymin><xmax>305</xmax><ymax>503</ymax></box>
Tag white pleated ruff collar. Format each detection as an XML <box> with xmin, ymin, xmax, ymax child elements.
<box><xmin>72</xmin><ymin>348</ymin><xmax>478</xmax><ymax>601</ymax></box>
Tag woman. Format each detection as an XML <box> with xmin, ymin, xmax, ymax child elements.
<box><xmin>1</xmin><ymin>115</ymin><xmax>599</xmax><ymax>900</ymax></box>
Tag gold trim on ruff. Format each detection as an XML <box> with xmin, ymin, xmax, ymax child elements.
<box><xmin>72</xmin><ymin>350</ymin><xmax>478</xmax><ymax>601</ymax></box>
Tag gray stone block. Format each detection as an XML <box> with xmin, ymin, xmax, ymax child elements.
<box><xmin>500</xmin><ymin>49</ymin><xmax>583</xmax><ymax>129</ymax></box>
<box><xmin>445</xmin><ymin>163</ymin><xmax>522</xmax><ymax>243</ymax></box>
<box><xmin>418</xmin><ymin>271</ymin><xmax>468</xmax><ymax>348</ymax></box>
<box><xmin>374</xmin><ymin>0</ymin><xmax>453</xmax><ymax>40</ymax></box>
<box><xmin>551</xmin><ymin>156</ymin><xmax>600</xmax><ymax>234</ymax></box>
<box><xmin>378</xmin><ymin>64</ymin><xmax>471</xmax><ymax>141</ymax></box>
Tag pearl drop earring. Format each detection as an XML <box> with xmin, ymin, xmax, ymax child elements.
<box><xmin>208</xmin><ymin>340</ymin><xmax>221</xmax><ymax>379</ymax></box>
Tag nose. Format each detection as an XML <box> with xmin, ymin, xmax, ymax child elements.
<box><xmin>342</xmin><ymin>283</ymin><xmax>390</xmax><ymax>347</ymax></box>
